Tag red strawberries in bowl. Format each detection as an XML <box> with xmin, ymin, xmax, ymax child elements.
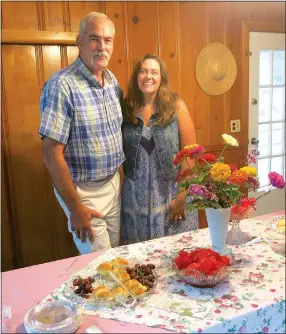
<box><xmin>174</xmin><ymin>248</ymin><xmax>231</xmax><ymax>277</ymax></box>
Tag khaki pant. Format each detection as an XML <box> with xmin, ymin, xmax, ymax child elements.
<box><xmin>54</xmin><ymin>170</ymin><xmax>121</xmax><ymax>254</ymax></box>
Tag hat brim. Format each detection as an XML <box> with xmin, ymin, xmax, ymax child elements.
<box><xmin>196</xmin><ymin>43</ymin><xmax>237</xmax><ymax>96</ymax></box>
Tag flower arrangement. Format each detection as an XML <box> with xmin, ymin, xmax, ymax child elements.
<box><xmin>174</xmin><ymin>134</ymin><xmax>286</xmax><ymax>213</ymax></box>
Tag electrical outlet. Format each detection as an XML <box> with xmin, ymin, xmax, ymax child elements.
<box><xmin>230</xmin><ymin>119</ymin><xmax>241</xmax><ymax>133</ymax></box>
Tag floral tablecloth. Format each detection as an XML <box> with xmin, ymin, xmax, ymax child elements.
<box><xmin>43</xmin><ymin>218</ymin><xmax>286</xmax><ymax>333</ymax></box>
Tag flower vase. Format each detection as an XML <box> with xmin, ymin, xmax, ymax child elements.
<box><xmin>227</xmin><ymin>206</ymin><xmax>254</xmax><ymax>245</ymax></box>
<box><xmin>226</xmin><ymin>220</ymin><xmax>252</xmax><ymax>245</ymax></box>
<box><xmin>205</xmin><ymin>207</ymin><xmax>231</xmax><ymax>254</ymax></box>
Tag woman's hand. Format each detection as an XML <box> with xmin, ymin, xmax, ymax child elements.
<box><xmin>169</xmin><ymin>192</ymin><xmax>186</xmax><ymax>223</ymax></box>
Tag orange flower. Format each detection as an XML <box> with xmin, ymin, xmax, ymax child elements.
<box><xmin>229</xmin><ymin>170</ymin><xmax>248</xmax><ymax>185</ymax></box>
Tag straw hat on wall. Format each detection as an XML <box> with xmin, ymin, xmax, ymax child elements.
<box><xmin>196</xmin><ymin>43</ymin><xmax>237</xmax><ymax>96</ymax></box>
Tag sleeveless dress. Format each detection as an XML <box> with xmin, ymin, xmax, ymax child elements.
<box><xmin>121</xmin><ymin>126</ymin><xmax>198</xmax><ymax>244</ymax></box>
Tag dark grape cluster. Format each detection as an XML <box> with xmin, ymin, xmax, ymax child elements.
<box><xmin>126</xmin><ymin>263</ymin><xmax>156</xmax><ymax>290</ymax></box>
<box><xmin>72</xmin><ymin>276</ymin><xmax>95</xmax><ymax>299</ymax></box>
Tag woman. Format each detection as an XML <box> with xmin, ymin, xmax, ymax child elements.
<box><xmin>121</xmin><ymin>54</ymin><xmax>198</xmax><ymax>244</ymax></box>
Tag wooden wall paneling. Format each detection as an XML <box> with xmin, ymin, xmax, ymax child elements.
<box><xmin>2</xmin><ymin>45</ymin><xmax>58</xmax><ymax>267</ymax></box>
<box><xmin>1</xmin><ymin>158</ymin><xmax>15</xmax><ymax>271</ymax></box>
<box><xmin>1</xmin><ymin>73</ymin><xmax>17</xmax><ymax>271</ymax></box>
<box><xmin>42</xmin><ymin>45</ymin><xmax>62</xmax><ymax>81</ymax></box>
<box><xmin>68</xmin><ymin>1</ymin><xmax>103</xmax><ymax>32</ymax></box>
<box><xmin>157</xmin><ymin>2</ymin><xmax>180</xmax><ymax>94</ymax></box>
<box><xmin>262</xmin><ymin>1</ymin><xmax>286</xmax><ymax>23</ymax></box>
<box><xmin>42</xmin><ymin>1</ymin><xmax>65</xmax><ymax>32</ymax></box>
<box><xmin>1</xmin><ymin>1</ymin><xmax>39</xmax><ymax>30</ymax></box>
<box><xmin>41</xmin><ymin>45</ymin><xmax>78</xmax><ymax>259</ymax></box>
<box><xmin>67</xmin><ymin>46</ymin><xmax>79</xmax><ymax>65</ymax></box>
<box><xmin>178</xmin><ymin>2</ymin><xmax>208</xmax><ymax>146</ymax></box>
<box><xmin>126</xmin><ymin>2</ymin><xmax>158</xmax><ymax>67</ymax></box>
<box><xmin>105</xmin><ymin>2</ymin><xmax>128</xmax><ymax>94</ymax></box>
<box><xmin>206</xmin><ymin>3</ymin><xmax>227</xmax><ymax>146</ymax></box>
<box><xmin>224</xmin><ymin>2</ymin><xmax>250</xmax><ymax>146</ymax></box>
<box><xmin>1</xmin><ymin>30</ymin><xmax>77</xmax><ymax>46</ymax></box>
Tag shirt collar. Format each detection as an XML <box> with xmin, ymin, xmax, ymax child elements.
<box><xmin>75</xmin><ymin>57</ymin><xmax>112</xmax><ymax>86</ymax></box>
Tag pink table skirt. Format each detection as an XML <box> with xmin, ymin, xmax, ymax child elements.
<box><xmin>2</xmin><ymin>211</ymin><xmax>285</xmax><ymax>333</ymax></box>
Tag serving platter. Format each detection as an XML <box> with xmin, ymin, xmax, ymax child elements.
<box><xmin>266</xmin><ymin>214</ymin><xmax>285</xmax><ymax>235</ymax></box>
<box><xmin>61</xmin><ymin>257</ymin><xmax>158</xmax><ymax>311</ymax></box>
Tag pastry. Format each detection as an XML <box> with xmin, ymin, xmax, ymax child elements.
<box><xmin>97</xmin><ymin>262</ymin><xmax>113</xmax><ymax>277</ymax></box>
<box><xmin>117</xmin><ymin>271</ymin><xmax>130</xmax><ymax>283</ymax></box>
<box><xmin>132</xmin><ymin>284</ymin><xmax>147</xmax><ymax>296</ymax></box>
<box><xmin>92</xmin><ymin>285</ymin><xmax>113</xmax><ymax>300</ymax></box>
<box><xmin>276</xmin><ymin>218</ymin><xmax>285</xmax><ymax>232</ymax></box>
<box><xmin>111</xmin><ymin>257</ymin><xmax>129</xmax><ymax>267</ymax></box>
<box><xmin>124</xmin><ymin>279</ymin><xmax>147</xmax><ymax>296</ymax></box>
<box><xmin>111</xmin><ymin>267</ymin><xmax>126</xmax><ymax>276</ymax></box>
<box><xmin>111</xmin><ymin>286</ymin><xmax>129</xmax><ymax>298</ymax></box>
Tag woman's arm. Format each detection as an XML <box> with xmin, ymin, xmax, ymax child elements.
<box><xmin>169</xmin><ymin>99</ymin><xmax>197</xmax><ymax>222</ymax></box>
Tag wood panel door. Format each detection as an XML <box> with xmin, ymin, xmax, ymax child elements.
<box><xmin>2</xmin><ymin>44</ymin><xmax>77</xmax><ymax>269</ymax></box>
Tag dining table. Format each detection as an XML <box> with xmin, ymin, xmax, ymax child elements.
<box><xmin>1</xmin><ymin>210</ymin><xmax>285</xmax><ymax>334</ymax></box>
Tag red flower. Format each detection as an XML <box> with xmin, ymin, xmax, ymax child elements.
<box><xmin>199</xmin><ymin>153</ymin><xmax>217</xmax><ymax>163</ymax></box>
<box><xmin>228</xmin><ymin>164</ymin><xmax>238</xmax><ymax>171</ymax></box>
<box><xmin>173</xmin><ymin>145</ymin><xmax>205</xmax><ymax>165</ymax></box>
<box><xmin>176</xmin><ymin>169</ymin><xmax>192</xmax><ymax>182</ymax></box>
<box><xmin>231</xmin><ymin>197</ymin><xmax>256</xmax><ymax>217</ymax></box>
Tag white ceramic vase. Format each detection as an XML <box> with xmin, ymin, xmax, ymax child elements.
<box><xmin>205</xmin><ymin>207</ymin><xmax>231</xmax><ymax>254</ymax></box>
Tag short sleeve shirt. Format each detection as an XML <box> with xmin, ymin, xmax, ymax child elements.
<box><xmin>39</xmin><ymin>57</ymin><xmax>125</xmax><ymax>182</ymax></box>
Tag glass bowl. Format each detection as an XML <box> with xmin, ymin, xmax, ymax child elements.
<box><xmin>24</xmin><ymin>300</ymin><xmax>82</xmax><ymax>333</ymax></box>
<box><xmin>172</xmin><ymin>248</ymin><xmax>233</xmax><ymax>288</ymax></box>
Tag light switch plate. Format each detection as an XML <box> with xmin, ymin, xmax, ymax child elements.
<box><xmin>230</xmin><ymin>119</ymin><xmax>241</xmax><ymax>133</ymax></box>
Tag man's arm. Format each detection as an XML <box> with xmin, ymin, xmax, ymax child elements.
<box><xmin>43</xmin><ymin>137</ymin><xmax>101</xmax><ymax>243</ymax></box>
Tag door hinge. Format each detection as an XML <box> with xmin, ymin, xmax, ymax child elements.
<box><xmin>246</xmin><ymin>51</ymin><xmax>252</xmax><ymax>56</ymax></box>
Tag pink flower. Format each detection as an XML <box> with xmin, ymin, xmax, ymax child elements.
<box><xmin>268</xmin><ymin>172</ymin><xmax>285</xmax><ymax>189</ymax></box>
<box><xmin>248</xmin><ymin>151</ymin><xmax>257</xmax><ymax>164</ymax></box>
<box><xmin>248</xmin><ymin>176</ymin><xmax>260</xmax><ymax>189</ymax></box>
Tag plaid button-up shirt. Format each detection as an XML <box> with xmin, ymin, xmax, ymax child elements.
<box><xmin>39</xmin><ymin>57</ymin><xmax>125</xmax><ymax>182</ymax></box>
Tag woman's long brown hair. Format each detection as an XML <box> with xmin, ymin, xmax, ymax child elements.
<box><xmin>124</xmin><ymin>54</ymin><xmax>179</xmax><ymax>127</ymax></box>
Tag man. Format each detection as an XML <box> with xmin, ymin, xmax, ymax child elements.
<box><xmin>39</xmin><ymin>12</ymin><xmax>125</xmax><ymax>254</ymax></box>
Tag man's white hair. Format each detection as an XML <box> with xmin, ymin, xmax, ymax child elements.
<box><xmin>78</xmin><ymin>12</ymin><xmax>115</xmax><ymax>37</ymax></box>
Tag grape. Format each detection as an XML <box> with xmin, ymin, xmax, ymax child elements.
<box><xmin>74</xmin><ymin>288</ymin><xmax>82</xmax><ymax>294</ymax></box>
<box><xmin>73</xmin><ymin>278</ymin><xmax>81</xmax><ymax>286</ymax></box>
<box><xmin>144</xmin><ymin>268</ymin><xmax>152</xmax><ymax>275</ymax></box>
<box><xmin>144</xmin><ymin>280</ymin><xmax>153</xmax><ymax>288</ymax></box>
<box><xmin>87</xmin><ymin>276</ymin><xmax>94</xmax><ymax>283</ymax></box>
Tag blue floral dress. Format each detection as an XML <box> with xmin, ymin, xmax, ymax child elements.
<box><xmin>121</xmin><ymin>126</ymin><xmax>198</xmax><ymax>244</ymax></box>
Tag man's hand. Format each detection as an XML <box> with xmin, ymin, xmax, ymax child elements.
<box><xmin>70</xmin><ymin>204</ymin><xmax>102</xmax><ymax>243</ymax></box>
